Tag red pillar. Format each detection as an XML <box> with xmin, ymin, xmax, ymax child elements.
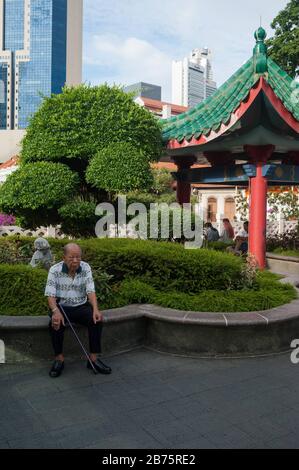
<box><xmin>173</xmin><ymin>156</ymin><xmax>197</xmax><ymax>205</ymax></box>
<box><xmin>245</xmin><ymin>145</ymin><xmax>275</xmax><ymax>269</ymax></box>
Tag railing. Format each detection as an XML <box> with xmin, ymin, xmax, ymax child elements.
<box><xmin>0</xmin><ymin>219</ymin><xmax>298</xmax><ymax>239</ymax></box>
<box><xmin>0</xmin><ymin>225</ymin><xmax>67</xmax><ymax>239</ymax></box>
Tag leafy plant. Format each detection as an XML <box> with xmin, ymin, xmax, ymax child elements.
<box><xmin>267</xmin><ymin>226</ymin><xmax>299</xmax><ymax>251</ymax></box>
<box><xmin>86</xmin><ymin>142</ymin><xmax>153</xmax><ymax>196</ymax></box>
<box><xmin>0</xmin><ymin>162</ymin><xmax>79</xmax><ymax>228</ymax></box>
<box><xmin>1</xmin><ymin>84</ymin><xmax>162</xmax><ymax>234</ymax></box>
<box><xmin>267</xmin><ymin>189</ymin><xmax>299</xmax><ymax>220</ymax></box>
<box><xmin>266</xmin><ymin>0</ymin><xmax>299</xmax><ymax>78</ymax></box>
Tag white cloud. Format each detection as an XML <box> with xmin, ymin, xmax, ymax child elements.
<box><xmin>84</xmin><ymin>34</ymin><xmax>172</xmax><ymax>96</ymax></box>
<box><xmin>83</xmin><ymin>0</ymin><xmax>290</xmax><ymax>99</ymax></box>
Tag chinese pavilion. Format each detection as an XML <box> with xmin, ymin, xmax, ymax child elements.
<box><xmin>162</xmin><ymin>28</ymin><xmax>299</xmax><ymax>268</ymax></box>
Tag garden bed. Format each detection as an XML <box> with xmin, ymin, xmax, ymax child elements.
<box><xmin>0</xmin><ymin>237</ymin><xmax>297</xmax><ymax>315</ymax></box>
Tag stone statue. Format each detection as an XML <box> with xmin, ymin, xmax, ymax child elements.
<box><xmin>30</xmin><ymin>238</ymin><xmax>53</xmax><ymax>270</ymax></box>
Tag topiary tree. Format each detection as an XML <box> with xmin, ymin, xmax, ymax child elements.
<box><xmin>86</xmin><ymin>142</ymin><xmax>153</xmax><ymax>196</ymax></box>
<box><xmin>21</xmin><ymin>84</ymin><xmax>163</xmax><ymax>164</ymax></box>
<box><xmin>0</xmin><ymin>84</ymin><xmax>163</xmax><ymax>234</ymax></box>
<box><xmin>58</xmin><ymin>200</ymin><xmax>98</xmax><ymax>238</ymax></box>
<box><xmin>0</xmin><ymin>162</ymin><xmax>79</xmax><ymax>228</ymax></box>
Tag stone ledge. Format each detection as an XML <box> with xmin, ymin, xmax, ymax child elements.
<box><xmin>1</xmin><ymin>296</ymin><xmax>299</xmax><ymax>360</ymax></box>
<box><xmin>1</xmin><ymin>298</ymin><xmax>299</xmax><ymax>329</ymax></box>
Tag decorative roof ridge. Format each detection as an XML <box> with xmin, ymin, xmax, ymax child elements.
<box><xmin>162</xmin><ymin>28</ymin><xmax>299</xmax><ymax>144</ymax></box>
<box><xmin>163</xmin><ymin>57</ymin><xmax>255</xmax><ymax>128</ymax></box>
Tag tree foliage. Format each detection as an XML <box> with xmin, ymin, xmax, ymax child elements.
<box><xmin>21</xmin><ymin>84</ymin><xmax>163</xmax><ymax>163</ymax></box>
<box><xmin>267</xmin><ymin>0</ymin><xmax>299</xmax><ymax>77</ymax></box>
<box><xmin>0</xmin><ymin>162</ymin><xmax>79</xmax><ymax>228</ymax></box>
<box><xmin>86</xmin><ymin>142</ymin><xmax>153</xmax><ymax>194</ymax></box>
<box><xmin>0</xmin><ymin>85</ymin><xmax>163</xmax><ymax>233</ymax></box>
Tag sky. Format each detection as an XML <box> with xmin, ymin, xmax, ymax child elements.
<box><xmin>83</xmin><ymin>0</ymin><xmax>289</xmax><ymax>102</ymax></box>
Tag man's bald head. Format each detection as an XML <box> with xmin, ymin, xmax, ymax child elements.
<box><xmin>63</xmin><ymin>243</ymin><xmax>82</xmax><ymax>257</ymax></box>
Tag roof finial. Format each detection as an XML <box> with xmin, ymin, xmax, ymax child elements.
<box><xmin>253</xmin><ymin>27</ymin><xmax>268</xmax><ymax>74</ymax></box>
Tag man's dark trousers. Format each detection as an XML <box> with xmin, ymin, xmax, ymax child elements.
<box><xmin>49</xmin><ymin>302</ymin><xmax>102</xmax><ymax>356</ymax></box>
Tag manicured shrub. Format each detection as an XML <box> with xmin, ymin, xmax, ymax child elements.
<box><xmin>58</xmin><ymin>200</ymin><xmax>98</xmax><ymax>238</ymax></box>
<box><xmin>0</xmin><ymin>265</ymin><xmax>48</xmax><ymax>316</ymax></box>
<box><xmin>206</xmin><ymin>241</ymin><xmax>234</xmax><ymax>251</ymax></box>
<box><xmin>86</xmin><ymin>143</ymin><xmax>153</xmax><ymax>194</ymax></box>
<box><xmin>0</xmin><ymin>255</ymin><xmax>296</xmax><ymax>316</ymax></box>
<box><xmin>0</xmin><ymin>162</ymin><xmax>80</xmax><ymax>228</ymax></box>
<box><xmin>110</xmin><ymin>273</ymin><xmax>297</xmax><ymax>312</ymax></box>
<box><xmin>0</xmin><ymin>237</ymin><xmax>245</xmax><ymax>293</ymax></box>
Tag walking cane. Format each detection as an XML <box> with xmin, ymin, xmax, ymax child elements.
<box><xmin>58</xmin><ymin>302</ymin><xmax>98</xmax><ymax>375</ymax></box>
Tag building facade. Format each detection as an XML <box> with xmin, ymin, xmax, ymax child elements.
<box><xmin>134</xmin><ymin>96</ymin><xmax>188</xmax><ymax>119</ymax></box>
<box><xmin>0</xmin><ymin>0</ymin><xmax>82</xmax><ymax>131</ymax></box>
<box><xmin>172</xmin><ymin>48</ymin><xmax>217</xmax><ymax>108</ymax></box>
<box><xmin>124</xmin><ymin>82</ymin><xmax>162</xmax><ymax>101</ymax></box>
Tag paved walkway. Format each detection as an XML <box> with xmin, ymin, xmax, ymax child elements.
<box><xmin>1</xmin><ymin>348</ymin><xmax>299</xmax><ymax>449</ymax></box>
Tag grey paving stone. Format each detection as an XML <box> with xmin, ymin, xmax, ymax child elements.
<box><xmin>7</xmin><ymin>435</ymin><xmax>62</xmax><ymax>449</ymax></box>
<box><xmin>0</xmin><ymin>440</ymin><xmax>10</xmax><ymax>449</ymax></box>
<box><xmin>1</xmin><ymin>350</ymin><xmax>299</xmax><ymax>449</ymax></box>
<box><xmin>266</xmin><ymin>433</ymin><xmax>299</xmax><ymax>449</ymax></box>
<box><xmin>82</xmin><ymin>432</ymin><xmax>162</xmax><ymax>449</ymax></box>
<box><xmin>141</xmin><ymin>419</ymin><xmax>200</xmax><ymax>447</ymax></box>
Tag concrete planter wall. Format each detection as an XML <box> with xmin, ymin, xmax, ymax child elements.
<box><xmin>1</xmin><ymin>298</ymin><xmax>299</xmax><ymax>362</ymax></box>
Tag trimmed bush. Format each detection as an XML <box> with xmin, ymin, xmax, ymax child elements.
<box><xmin>86</xmin><ymin>143</ymin><xmax>153</xmax><ymax>193</ymax></box>
<box><xmin>110</xmin><ymin>272</ymin><xmax>297</xmax><ymax>312</ymax></box>
<box><xmin>0</xmin><ymin>252</ymin><xmax>296</xmax><ymax>315</ymax></box>
<box><xmin>58</xmin><ymin>200</ymin><xmax>98</xmax><ymax>238</ymax></box>
<box><xmin>0</xmin><ymin>265</ymin><xmax>48</xmax><ymax>316</ymax></box>
<box><xmin>0</xmin><ymin>237</ymin><xmax>245</xmax><ymax>293</ymax></box>
<box><xmin>0</xmin><ymin>162</ymin><xmax>80</xmax><ymax>228</ymax></box>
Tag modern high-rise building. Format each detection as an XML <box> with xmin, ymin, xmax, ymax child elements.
<box><xmin>172</xmin><ymin>48</ymin><xmax>217</xmax><ymax>108</ymax></box>
<box><xmin>0</xmin><ymin>0</ymin><xmax>83</xmax><ymax>131</ymax></box>
<box><xmin>124</xmin><ymin>82</ymin><xmax>162</xmax><ymax>101</ymax></box>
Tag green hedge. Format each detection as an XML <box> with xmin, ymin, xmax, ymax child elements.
<box><xmin>0</xmin><ymin>265</ymin><xmax>48</xmax><ymax>316</ymax></box>
<box><xmin>108</xmin><ymin>272</ymin><xmax>297</xmax><ymax>312</ymax></box>
<box><xmin>0</xmin><ymin>263</ymin><xmax>296</xmax><ymax>316</ymax></box>
<box><xmin>0</xmin><ymin>237</ymin><xmax>245</xmax><ymax>293</ymax></box>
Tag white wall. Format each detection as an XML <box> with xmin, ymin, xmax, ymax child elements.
<box><xmin>0</xmin><ymin>130</ymin><xmax>25</xmax><ymax>163</ymax></box>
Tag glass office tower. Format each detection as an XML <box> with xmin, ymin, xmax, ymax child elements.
<box><xmin>0</xmin><ymin>0</ymin><xmax>82</xmax><ymax>130</ymax></box>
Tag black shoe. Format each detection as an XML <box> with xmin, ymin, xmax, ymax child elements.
<box><xmin>87</xmin><ymin>358</ymin><xmax>112</xmax><ymax>375</ymax></box>
<box><xmin>49</xmin><ymin>360</ymin><xmax>64</xmax><ymax>378</ymax></box>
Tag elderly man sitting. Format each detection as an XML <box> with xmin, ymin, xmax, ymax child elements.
<box><xmin>45</xmin><ymin>243</ymin><xmax>111</xmax><ymax>378</ymax></box>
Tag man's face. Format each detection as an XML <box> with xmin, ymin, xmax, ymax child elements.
<box><xmin>63</xmin><ymin>247</ymin><xmax>82</xmax><ymax>272</ymax></box>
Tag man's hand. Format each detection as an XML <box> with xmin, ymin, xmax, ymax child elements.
<box><xmin>93</xmin><ymin>309</ymin><xmax>103</xmax><ymax>324</ymax></box>
<box><xmin>52</xmin><ymin>311</ymin><xmax>65</xmax><ymax>331</ymax></box>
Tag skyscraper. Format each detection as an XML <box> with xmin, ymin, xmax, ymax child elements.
<box><xmin>0</xmin><ymin>0</ymin><xmax>83</xmax><ymax>131</ymax></box>
<box><xmin>124</xmin><ymin>82</ymin><xmax>162</xmax><ymax>101</ymax></box>
<box><xmin>172</xmin><ymin>48</ymin><xmax>217</xmax><ymax>108</ymax></box>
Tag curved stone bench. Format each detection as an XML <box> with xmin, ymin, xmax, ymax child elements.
<box><xmin>1</xmin><ymin>292</ymin><xmax>299</xmax><ymax>361</ymax></box>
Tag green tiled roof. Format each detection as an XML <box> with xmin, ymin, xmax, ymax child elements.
<box><xmin>162</xmin><ymin>29</ymin><xmax>299</xmax><ymax>144</ymax></box>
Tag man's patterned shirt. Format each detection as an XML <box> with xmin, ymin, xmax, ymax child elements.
<box><xmin>45</xmin><ymin>261</ymin><xmax>96</xmax><ymax>307</ymax></box>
